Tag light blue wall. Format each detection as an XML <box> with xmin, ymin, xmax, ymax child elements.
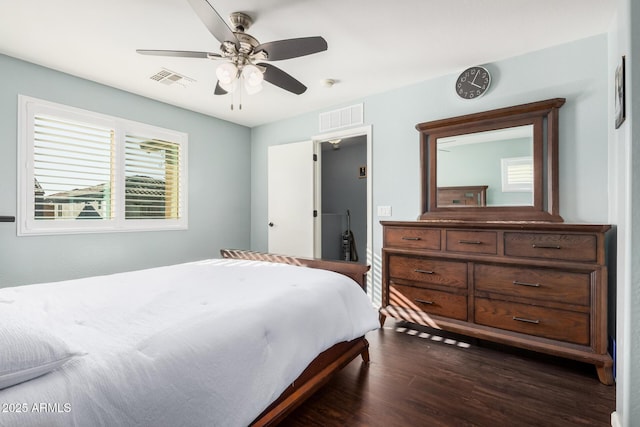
<box><xmin>251</xmin><ymin>34</ymin><xmax>609</xmax><ymax>254</ymax></box>
<box><xmin>627</xmin><ymin>1</ymin><xmax>640</xmax><ymax>421</ymax></box>
<box><xmin>0</xmin><ymin>54</ymin><xmax>252</xmax><ymax>286</ymax></box>
<box><xmin>609</xmin><ymin>0</ymin><xmax>639</xmax><ymax>425</ymax></box>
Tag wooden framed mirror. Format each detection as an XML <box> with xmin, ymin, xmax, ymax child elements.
<box><xmin>418</xmin><ymin>98</ymin><xmax>565</xmax><ymax>222</ymax></box>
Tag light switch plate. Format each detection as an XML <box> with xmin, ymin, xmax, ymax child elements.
<box><xmin>377</xmin><ymin>205</ymin><xmax>392</xmax><ymax>217</ymax></box>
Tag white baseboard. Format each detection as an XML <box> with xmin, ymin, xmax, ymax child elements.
<box><xmin>611</xmin><ymin>411</ymin><xmax>621</xmax><ymax>427</ymax></box>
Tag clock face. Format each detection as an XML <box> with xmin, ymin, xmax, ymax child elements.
<box><xmin>455</xmin><ymin>66</ymin><xmax>491</xmax><ymax>99</ymax></box>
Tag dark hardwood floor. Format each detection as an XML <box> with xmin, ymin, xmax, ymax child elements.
<box><xmin>281</xmin><ymin>320</ymin><xmax>616</xmax><ymax>427</ymax></box>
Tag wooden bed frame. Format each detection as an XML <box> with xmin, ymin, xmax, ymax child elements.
<box><xmin>219</xmin><ymin>249</ymin><xmax>372</xmax><ymax>426</ymax></box>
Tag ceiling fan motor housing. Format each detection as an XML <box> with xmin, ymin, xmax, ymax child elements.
<box><xmin>220</xmin><ymin>13</ymin><xmax>265</xmax><ymax>68</ymax></box>
<box><xmin>229</xmin><ymin>12</ymin><xmax>252</xmax><ymax>32</ymax></box>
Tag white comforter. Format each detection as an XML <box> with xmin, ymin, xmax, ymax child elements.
<box><xmin>0</xmin><ymin>258</ymin><xmax>378</xmax><ymax>427</ymax></box>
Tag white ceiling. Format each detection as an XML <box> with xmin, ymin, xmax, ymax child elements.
<box><xmin>0</xmin><ymin>0</ymin><xmax>616</xmax><ymax>128</ymax></box>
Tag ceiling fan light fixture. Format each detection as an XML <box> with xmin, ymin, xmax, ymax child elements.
<box><xmin>242</xmin><ymin>64</ymin><xmax>264</xmax><ymax>87</ymax></box>
<box><xmin>216</xmin><ymin>62</ymin><xmax>238</xmax><ymax>85</ymax></box>
<box><xmin>244</xmin><ymin>81</ymin><xmax>263</xmax><ymax>95</ymax></box>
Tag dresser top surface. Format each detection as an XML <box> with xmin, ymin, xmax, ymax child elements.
<box><xmin>381</xmin><ymin>220</ymin><xmax>611</xmax><ymax>233</ymax></box>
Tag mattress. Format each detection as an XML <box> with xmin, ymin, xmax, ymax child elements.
<box><xmin>0</xmin><ymin>258</ymin><xmax>378</xmax><ymax>427</ymax></box>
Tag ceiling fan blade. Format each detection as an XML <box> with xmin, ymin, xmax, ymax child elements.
<box><xmin>186</xmin><ymin>0</ymin><xmax>239</xmax><ymax>49</ymax></box>
<box><xmin>261</xmin><ymin>63</ymin><xmax>307</xmax><ymax>95</ymax></box>
<box><xmin>255</xmin><ymin>37</ymin><xmax>327</xmax><ymax>61</ymax></box>
<box><xmin>214</xmin><ymin>81</ymin><xmax>228</xmax><ymax>95</ymax></box>
<box><xmin>136</xmin><ymin>49</ymin><xmax>221</xmax><ymax>59</ymax></box>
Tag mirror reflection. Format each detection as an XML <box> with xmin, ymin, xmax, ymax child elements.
<box><xmin>436</xmin><ymin>125</ymin><xmax>534</xmax><ymax>207</ymax></box>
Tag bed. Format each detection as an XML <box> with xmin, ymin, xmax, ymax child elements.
<box><xmin>0</xmin><ymin>249</ymin><xmax>378</xmax><ymax>427</ymax></box>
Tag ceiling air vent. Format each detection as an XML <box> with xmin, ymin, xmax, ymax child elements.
<box><xmin>149</xmin><ymin>68</ymin><xmax>195</xmax><ymax>88</ymax></box>
<box><xmin>319</xmin><ymin>103</ymin><xmax>363</xmax><ymax>133</ymax></box>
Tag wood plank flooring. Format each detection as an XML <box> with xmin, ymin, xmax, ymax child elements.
<box><xmin>281</xmin><ymin>320</ymin><xmax>615</xmax><ymax>426</ymax></box>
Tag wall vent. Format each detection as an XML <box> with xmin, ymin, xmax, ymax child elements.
<box><xmin>319</xmin><ymin>103</ymin><xmax>363</xmax><ymax>133</ymax></box>
<box><xmin>149</xmin><ymin>68</ymin><xmax>196</xmax><ymax>88</ymax></box>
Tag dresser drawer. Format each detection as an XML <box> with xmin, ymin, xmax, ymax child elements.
<box><xmin>504</xmin><ymin>232</ymin><xmax>597</xmax><ymax>262</ymax></box>
<box><xmin>475</xmin><ymin>298</ymin><xmax>589</xmax><ymax>345</ymax></box>
<box><xmin>474</xmin><ymin>264</ymin><xmax>590</xmax><ymax>306</ymax></box>
<box><xmin>390</xmin><ymin>284</ymin><xmax>467</xmax><ymax>320</ymax></box>
<box><xmin>388</xmin><ymin>255</ymin><xmax>467</xmax><ymax>289</ymax></box>
<box><xmin>446</xmin><ymin>230</ymin><xmax>497</xmax><ymax>255</ymax></box>
<box><xmin>384</xmin><ymin>227</ymin><xmax>441</xmax><ymax>250</ymax></box>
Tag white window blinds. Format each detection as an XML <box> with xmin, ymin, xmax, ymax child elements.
<box><xmin>33</xmin><ymin>115</ymin><xmax>114</xmax><ymax>221</ymax></box>
<box><xmin>18</xmin><ymin>95</ymin><xmax>188</xmax><ymax>235</ymax></box>
<box><xmin>124</xmin><ymin>136</ymin><xmax>181</xmax><ymax>220</ymax></box>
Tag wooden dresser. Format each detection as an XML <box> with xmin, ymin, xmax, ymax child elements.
<box><xmin>380</xmin><ymin>220</ymin><xmax>613</xmax><ymax>384</ymax></box>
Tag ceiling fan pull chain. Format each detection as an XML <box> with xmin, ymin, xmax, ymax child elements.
<box><xmin>230</xmin><ymin>87</ymin><xmax>237</xmax><ymax>110</ymax></box>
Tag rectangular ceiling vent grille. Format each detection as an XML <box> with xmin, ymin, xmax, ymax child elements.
<box><xmin>149</xmin><ymin>68</ymin><xmax>196</xmax><ymax>88</ymax></box>
<box><xmin>319</xmin><ymin>103</ymin><xmax>363</xmax><ymax>133</ymax></box>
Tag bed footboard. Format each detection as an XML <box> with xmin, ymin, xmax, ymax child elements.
<box><xmin>220</xmin><ymin>249</ymin><xmax>370</xmax><ymax>290</ymax></box>
<box><xmin>250</xmin><ymin>337</ymin><xmax>370</xmax><ymax>427</ymax></box>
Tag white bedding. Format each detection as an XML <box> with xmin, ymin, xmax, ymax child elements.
<box><xmin>0</xmin><ymin>258</ymin><xmax>378</xmax><ymax>427</ymax></box>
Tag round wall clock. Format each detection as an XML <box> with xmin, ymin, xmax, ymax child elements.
<box><xmin>455</xmin><ymin>66</ymin><xmax>491</xmax><ymax>99</ymax></box>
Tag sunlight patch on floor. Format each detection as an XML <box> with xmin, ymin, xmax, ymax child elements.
<box><xmin>392</xmin><ymin>325</ymin><xmax>472</xmax><ymax>348</ymax></box>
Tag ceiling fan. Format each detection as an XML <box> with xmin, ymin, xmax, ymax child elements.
<box><xmin>137</xmin><ymin>0</ymin><xmax>328</xmax><ymax>98</ymax></box>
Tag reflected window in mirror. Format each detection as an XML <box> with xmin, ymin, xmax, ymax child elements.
<box><xmin>501</xmin><ymin>156</ymin><xmax>533</xmax><ymax>194</ymax></box>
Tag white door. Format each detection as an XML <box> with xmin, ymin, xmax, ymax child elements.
<box><xmin>267</xmin><ymin>141</ymin><xmax>316</xmax><ymax>257</ymax></box>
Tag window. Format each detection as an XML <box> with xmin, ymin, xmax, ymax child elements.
<box><xmin>501</xmin><ymin>156</ymin><xmax>533</xmax><ymax>192</ymax></box>
<box><xmin>18</xmin><ymin>95</ymin><xmax>188</xmax><ymax>235</ymax></box>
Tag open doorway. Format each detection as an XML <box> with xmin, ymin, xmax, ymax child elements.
<box><xmin>319</xmin><ymin>135</ymin><xmax>367</xmax><ymax>264</ymax></box>
<box><xmin>266</xmin><ymin>125</ymin><xmax>372</xmax><ymax>293</ymax></box>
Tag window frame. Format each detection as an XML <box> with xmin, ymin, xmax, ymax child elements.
<box><xmin>18</xmin><ymin>95</ymin><xmax>188</xmax><ymax>236</ymax></box>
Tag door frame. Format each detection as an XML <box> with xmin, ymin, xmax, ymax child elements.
<box><xmin>312</xmin><ymin>125</ymin><xmax>373</xmax><ymax>293</ymax></box>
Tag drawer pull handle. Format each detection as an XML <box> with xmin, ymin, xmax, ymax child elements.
<box><xmin>458</xmin><ymin>240</ymin><xmax>482</xmax><ymax>245</ymax></box>
<box><xmin>415</xmin><ymin>298</ymin><xmax>434</xmax><ymax>305</ymax></box>
<box><xmin>532</xmin><ymin>244</ymin><xmax>561</xmax><ymax>249</ymax></box>
<box><xmin>513</xmin><ymin>280</ymin><xmax>541</xmax><ymax>288</ymax></box>
<box><xmin>402</xmin><ymin>237</ymin><xmax>421</xmax><ymax>241</ymax></box>
<box><xmin>414</xmin><ymin>269</ymin><xmax>434</xmax><ymax>274</ymax></box>
<box><xmin>513</xmin><ymin>316</ymin><xmax>540</xmax><ymax>324</ymax></box>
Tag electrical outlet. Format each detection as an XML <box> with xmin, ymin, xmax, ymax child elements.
<box><xmin>377</xmin><ymin>205</ymin><xmax>392</xmax><ymax>217</ymax></box>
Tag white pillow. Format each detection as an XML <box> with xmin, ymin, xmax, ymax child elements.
<box><xmin>0</xmin><ymin>323</ymin><xmax>76</xmax><ymax>390</ymax></box>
